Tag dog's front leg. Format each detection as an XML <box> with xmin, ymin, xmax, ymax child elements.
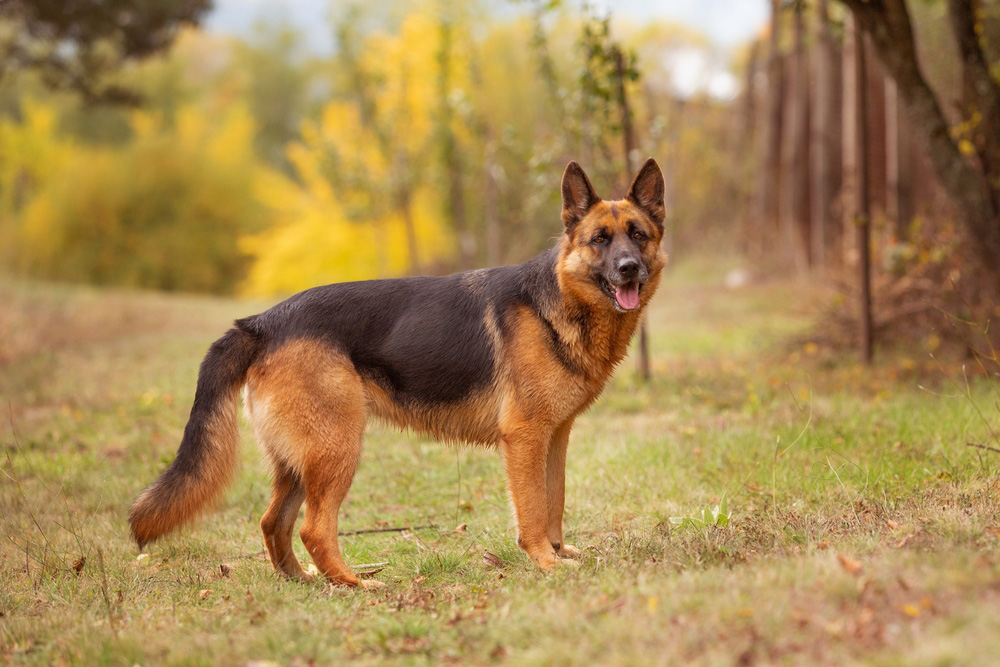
<box><xmin>500</xmin><ymin>420</ymin><xmax>558</xmax><ymax>570</ymax></box>
<box><xmin>546</xmin><ymin>419</ymin><xmax>581</xmax><ymax>559</ymax></box>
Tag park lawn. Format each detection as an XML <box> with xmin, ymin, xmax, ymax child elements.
<box><xmin>1</xmin><ymin>258</ymin><xmax>999</xmax><ymax>666</ymax></box>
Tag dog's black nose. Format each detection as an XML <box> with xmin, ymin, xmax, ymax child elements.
<box><xmin>617</xmin><ymin>258</ymin><xmax>639</xmax><ymax>278</ymax></box>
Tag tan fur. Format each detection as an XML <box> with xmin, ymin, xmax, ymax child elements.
<box><xmin>128</xmin><ymin>383</ymin><xmax>241</xmax><ymax>547</ymax></box>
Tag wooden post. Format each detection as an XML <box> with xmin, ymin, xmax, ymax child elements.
<box><xmin>614</xmin><ymin>47</ymin><xmax>650</xmax><ymax>381</ymax></box>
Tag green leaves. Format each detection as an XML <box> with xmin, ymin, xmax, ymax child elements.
<box><xmin>669</xmin><ymin>494</ymin><xmax>731</xmax><ymax>529</ymax></box>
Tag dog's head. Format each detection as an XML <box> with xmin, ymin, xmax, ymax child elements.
<box><xmin>557</xmin><ymin>158</ymin><xmax>667</xmax><ymax>313</ymax></box>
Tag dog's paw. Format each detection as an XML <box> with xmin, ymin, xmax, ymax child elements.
<box><xmin>532</xmin><ymin>551</ymin><xmax>557</xmax><ymax>571</ymax></box>
<box><xmin>556</xmin><ymin>544</ymin><xmax>582</xmax><ymax>559</ymax></box>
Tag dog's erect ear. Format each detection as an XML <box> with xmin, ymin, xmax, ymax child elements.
<box><xmin>561</xmin><ymin>161</ymin><xmax>600</xmax><ymax>231</ymax></box>
<box><xmin>626</xmin><ymin>158</ymin><xmax>665</xmax><ymax>228</ymax></box>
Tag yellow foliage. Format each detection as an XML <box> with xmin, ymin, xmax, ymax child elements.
<box><xmin>240</xmin><ymin>6</ymin><xmax>468</xmax><ymax>296</ymax></box>
<box><xmin>6</xmin><ymin>100</ymin><xmax>266</xmax><ymax>293</ymax></box>
<box><xmin>241</xmin><ymin>169</ymin><xmax>453</xmax><ymax>296</ymax></box>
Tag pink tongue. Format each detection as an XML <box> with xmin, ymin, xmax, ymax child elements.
<box><xmin>615</xmin><ymin>283</ymin><xmax>640</xmax><ymax>310</ymax></box>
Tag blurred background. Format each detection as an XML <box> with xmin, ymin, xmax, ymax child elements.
<box><xmin>1</xmin><ymin>0</ymin><xmax>998</xmax><ymax>355</ymax></box>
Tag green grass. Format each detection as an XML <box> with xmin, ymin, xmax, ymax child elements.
<box><xmin>1</xmin><ymin>264</ymin><xmax>999</xmax><ymax>665</ymax></box>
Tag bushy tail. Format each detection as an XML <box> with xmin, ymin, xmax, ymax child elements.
<box><xmin>129</xmin><ymin>324</ymin><xmax>262</xmax><ymax>548</ymax></box>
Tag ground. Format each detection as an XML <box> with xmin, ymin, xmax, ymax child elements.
<box><xmin>1</xmin><ymin>254</ymin><xmax>999</xmax><ymax>665</ymax></box>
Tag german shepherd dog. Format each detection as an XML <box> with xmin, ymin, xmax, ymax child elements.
<box><xmin>129</xmin><ymin>158</ymin><xmax>667</xmax><ymax>588</ymax></box>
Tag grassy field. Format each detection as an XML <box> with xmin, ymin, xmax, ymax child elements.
<box><xmin>2</xmin><ymin>257</ymin><xmax>999</xmax><ymax>665</ymax></box>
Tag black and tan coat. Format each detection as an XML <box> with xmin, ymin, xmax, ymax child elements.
<box><xmin>129</xmin><ymin>158</ymin><xmax>668</xmax><ymax>588</ymax></box>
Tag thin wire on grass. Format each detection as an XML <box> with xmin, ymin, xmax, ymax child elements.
<box><xmin>338</xmin><ymin>524</ymin><xmax>437</xmax><ymax>537</ymax></box>
<box><xmin>967</xmin><ymin>442</ymin><xmax>1000</xmax><ymax>455</ymax></box>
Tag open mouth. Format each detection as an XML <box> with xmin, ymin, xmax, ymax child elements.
<box><xmin>598</xmin><ymin>277</ymin><xmax>642</xmax><ymax>312</ymax></box>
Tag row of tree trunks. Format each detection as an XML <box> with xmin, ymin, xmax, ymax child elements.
<box><xmin>838</xmin><ymin>0</ymin><xmax>1000</xmax><ymax>286</ymax></box>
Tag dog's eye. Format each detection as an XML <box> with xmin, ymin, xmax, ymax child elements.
<box><xmin>632</xmin><ymin>231</ymin><xmax>646</xmax><ymax>242</ymax></box>
<box><xmin>591</xmin><ymin>235</ymin><xmax>606</xmax><ymax>244</ymax></box>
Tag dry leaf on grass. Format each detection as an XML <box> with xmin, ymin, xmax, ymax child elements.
<box><xmin>198</xmin><ymin>589</ymin><xmax>213</xmax><ymax>600</ymax></box>
<box><xmin>454</xmin><ymin>523</ymin><xmax>467</xmax><ymax>533</ymax></box>
<box><xmin>72</xmin><ymin>557</ymin><xmax>85</xmax><ymax>575</ymax></box>
<box><xmin>837</xmin><ymin>553</ymin><xmax>863</xmax><ymax>575</ymax></box>
<box><xmin>219</xmin><ymin>563</ymin><xmax>231</xmax><ymax>577</ymax></box>
<box><xmin>482</xmin><ymin>551</ymin><xmax>502</xmax><ymax>568</ymax></box>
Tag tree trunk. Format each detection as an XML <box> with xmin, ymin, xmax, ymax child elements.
<box><xmin>484</xmin><ymin>131</ymin><xmax>501</xmax><ymax>267</ymax></box>
<box><xmin>885</xmin><ymin>76</ymin><xmax>915</xmax><ymax>240</ymax></box>
<box><xmin>740</xmin><ymin>40</ymin><xmax>760</xmax><ymax>257</ymax></box>
<box><xmin>759</xmin><ymin>0</ymin><xmax>785</xmax><ymax>251</ymax></box>
<box><xmin>865</xmin><ymin>49</ymin><xmax>888</xmax><ymax>221</ymax></box>
<box><xmin>838</xmin><ymin>0</ymin><xmax>1000</xmax><ymax>284</ymax></box>
<box><xmin>846</xmin><ymin>16</ymin><xmax>874</xmax><ymax>363</ymax></box>
<box><xmin>614</xmin><ymin>47</ymin><xmax>650</xmax><ymax>381</ymax></box>
<box><xmin>397</xmin><ymin>181</ymin><xmax>420</xmax><ymax>274</ymax></box>
<box><xmin>846</xmin><ymin>17</ymin><xmax>872</xmax><ymax>364</ymax></box>
<box><xmin>947</xmin><ymin>0</ymin><xmax>1000</xmax><ymax>207</ymax></box>
<box><xmin>437</xmin><ymin>14</ymin><xmax>474</xmax><ymax>268</ymax></box>
<box><xmin>811</xmin><ymin>0</ymin><xmax>843</xmax><ymax>272</ymax></box>
<box><xmin>782</xmin><ymin>2</ymin><xmax>811</xmax><ymax>273</ymax></box>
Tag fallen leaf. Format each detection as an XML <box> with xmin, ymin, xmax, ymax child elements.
<box><xmin>72</xmin><ymin>557</ymin><xmax>85</xmax><ymax>575</ymax></box>
<box><xmin>198</xmin><ymin>589</ymin><xmax>213</xmax><ymax>600</ymax></box>
<box><xmin>837</xmin><ymin>553</ymin><xmax>863</xmax><ymax>576</ymax></box>
<box><xmin>816</xmin><ymin>540</ymin><xmax>829</xmax><ymax>550</ymax></box>
<box><xmin>648</xmin><ymin>597</ymin><xmax>658</xmax><ymax>614</ymax></box>
<box><xmin>901</xmin><ymin>604</ymin><xmax>921</xmax><ymax>617</ymax></box>
<box><xmin>413</xmin><ymin>576</ymin><xmax>427</xmax><ymax>585</ymax></box>
<box><xmin>219</xmin><ymin>563</ymin><xmax>232</xmax><ymax>577</ymax></box>
<box><xmin>886</xmin><ymin>519</ymin><xmax>900</xmax><ymax>530</ymax></box>
<box><xmin>455</xmin><ymin>523</ymin><xmax>467</xmax><ymax>533</ymax></box>
<box><xmin>482</xmin><ymin>551</ymin><xmax>502</xmax><ymax>568</ymax></box>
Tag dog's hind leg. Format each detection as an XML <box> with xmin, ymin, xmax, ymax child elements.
<box><xmin>248</xmin><ymin>340</ymin><xmax>378</xmax><ymax>589</ymax></box>
<box><xmin>261</xmin><ymin>463</ymin><xmax>309</xmax><ymax>580</ymax></box>
<box><xmin>299</xmin><ymin>403</ymin><xmax>391</xmax><ymax>589</ymax></box>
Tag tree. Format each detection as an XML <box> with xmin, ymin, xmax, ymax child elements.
<box><xmin>843</xmin><ymin>17</ymin><xmax>874</xmax><ymax>363</ymax></box>
<box><xmin>759</xmin><ymin>0</ymin><xmax>785</xmax><ymax>250</ymax></box>
<box><xmin>837</xmin><ymin>0</ymin><xmax>1000</xmax><ymax>285</ymax></box>
<box><xmin>0</xmin><ymin>0</ymin><xmax>210</xmax><ymax>104</ymax></box>
<box><xmin>782</xmin><ymin>0</ymin><xmax>811</xmax><ymax>273</ymax></box>
<box><xmin>811</xmin><ymin>0</ymin><xmax>843</xmax><ymax>270</ymax></box>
